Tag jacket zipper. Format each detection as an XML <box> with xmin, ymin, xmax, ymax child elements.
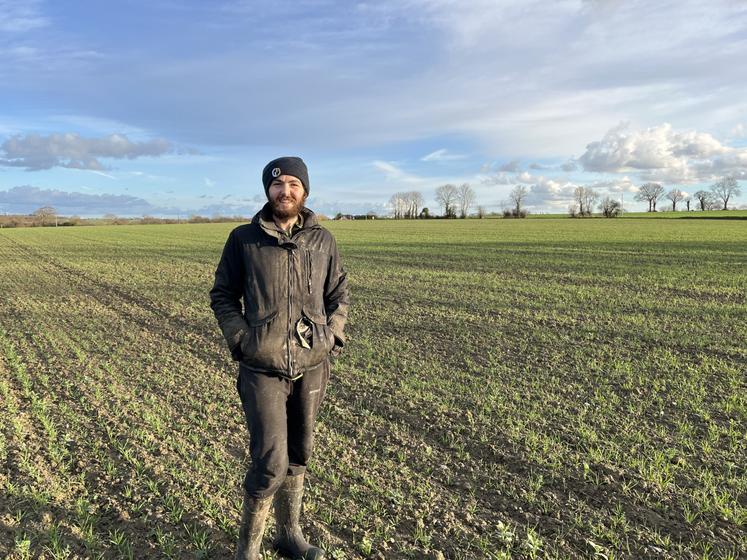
<box><xmin>287</xmin><ymin>247</ymin><xmax>293</xmax><ymax>379</ymax></box>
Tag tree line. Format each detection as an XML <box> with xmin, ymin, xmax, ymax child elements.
<box><xmin>0</xmin><ymin>208</ymin><xmax>252</xmax><ymax>228</ymax></box>
<box><xmin>392</xmin><ymin>175</ymin><xmax>742</xmax><ymax>220</ymax></box>
<box><xmin>389</xmin><ymin>184</ymin><xmax>479</xmax><ymax>219</ymax></box>
<box><xmin>566</xmin><ymin>176</ymin><xmax>742</xmax><ymax>218</ymax></box>
<box><xmin>632</xmin><ymin>177</ymin><xmax>741</xmax><ymax>213</ymax></box>
<box><xmin>5</xmin><ymin>176</ymin><xmax>742</xmax><ymax>227</ymax></box>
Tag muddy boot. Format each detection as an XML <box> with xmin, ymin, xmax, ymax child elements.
<box><xmin>236</xmin><ymin>491</ymin><xmax>273</xmax><ymax>560</ymax></box>
<box><xmin>273</xmin><ymin>474</ymin><xmax>325</xmax><ymax>559</ymax></box>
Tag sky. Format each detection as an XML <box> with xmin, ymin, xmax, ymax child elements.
<box><xmin>1</xmin><ymin>0</ymin><xmax>746</xmax><ymax>217</ymax></box>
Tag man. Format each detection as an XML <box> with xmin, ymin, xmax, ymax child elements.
<box><xmin>210</xmin><ymin>156</ymin><xmax>349</xmax><ymax>560</ymax></box>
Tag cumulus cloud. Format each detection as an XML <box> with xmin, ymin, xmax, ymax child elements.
<box><xmin>589</xmin><ymin>177</ymin><xmax>640</xmax><ymax>194</ymax></box>
<box><xmin>516</xmin><ymin>171</ymin><xmax>534</xmax><ymax>183</ymax></box>
<box><xmin>561</xmin><ymin>160</ymin><xmax>578</xmax><ymax>172</ymax></box>
<box><xmin>520</xmin><ymin>174</ymin><xmax>578</xmax><ymax>209</ymax></box>
<box><xmin>479</xmin><ymin>171</ymin><xmax>512</xmax><ymax>186</ymax></box>
<box><xmin>498</xmin><ymin>159</ymin><xmax>521</xmax><ymax>172</ymax></box>
<box><xmin>0</xmin><ymin>133</ymin><xmax>173</xmax><ymax>171</ymax></box>
<box><xmin>578</xmin><ymin>122</ymin><xmax>747</xmax><ymax>182</ymax></box>
<box><xmin>503</xmin><ymin>170</ymin><xmax>640</xmax><ymax>210</ymax></box>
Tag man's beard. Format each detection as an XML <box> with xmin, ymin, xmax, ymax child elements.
<box><xmin>270</xmin><ymin>193</ymin><xmax>306</xmax><ymax>220</ymax></box>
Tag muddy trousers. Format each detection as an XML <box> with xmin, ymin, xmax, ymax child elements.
<box><xmin>237</xmin><ymin>359</ymin><xmax>330</xmax><ymax>499</ymax></box>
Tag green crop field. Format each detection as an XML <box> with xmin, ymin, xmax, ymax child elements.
<box><xmin>0</xmin><ymin>218</ymin><xmax>745</xmax><ymax>559</ymax></box>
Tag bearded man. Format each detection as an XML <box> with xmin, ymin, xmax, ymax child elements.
<box><xmin>210</xmin><ymin>156</ymin><xmax>349</xmax><ymax>560</ymax></box>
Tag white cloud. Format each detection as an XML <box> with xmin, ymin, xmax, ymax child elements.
<box><xmin>0</xmin><ymin>0</ymin><xmax>48</xmax><ymax>33</ymax></box>
<box><xmin>497</xmin><ymin>170</ymin><xmax>644</xmax><ymax>210</ymax></box>
<box><xmin>0</xmin><ymin>133</ymin><xmax>173</xmax><ymax>171</ymax></box>
<box><xmin>372</xmin><ymin>160</ymin><xmax>427</xmax><ymax>184</ymax></box>
<box><xmin>478</xmin><ymin>172</ymin><xmax>512</xmax><ymax>186</ymax></box>
<box><xmin>588</xmin><ymin>177</ymin><xmax>639</xmax><ymax>194</ymax></box>
<box><xmin>525</xmin><ymin>174</ymin><xmax>578</xmax><ymax>209</ymax></box>
<box><xmin>421</xmin><ymin>148</ymin><xmax>466</xmax><ymax>162</ymax></box>
<box><xmin>529</xmin><ymin>187</ymin><xmax>575</xmax><ymax>209</ymax></box>
<box><xmin>578</xmin><ymin>122</ymin><xmax>747</xmax><ymax>183</ymax></box>
<box><xmin>88</xmin><ymin>170</ymin><xmax>116</xmax><ymax>180</ymax></box>
<box><xmin>516</xmin><ymin>171</ymin><xmax>534</xmax><ymax>183</ymax></box>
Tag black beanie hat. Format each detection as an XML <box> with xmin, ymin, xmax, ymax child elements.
<box><xmin>262</xmin><ymin>156</ymin><xmax>309</xmax><ymax>196</ymax></box>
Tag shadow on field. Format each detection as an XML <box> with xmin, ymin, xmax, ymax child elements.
<box><xmin>1</xmin><ymin>431</ymin><xmax>235</xmax><ymax>560</ymax></box>
<box><xmin>0</xmin><ymin>502</ymin><xmax>92</xmax><ymax>559</ymax></box>
<box><xmin>1</xmin><ymin>309</ymin><xmax>236</xmax><ymax>557</ymax></box>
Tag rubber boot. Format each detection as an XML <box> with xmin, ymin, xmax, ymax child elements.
<box><xmin>236</xmin><ymin>491</ymin><xmax>273</xmax><ymax>560</ymax></box>
<box><xmin>273</xmin><ymin>474</ymin><xmax>325</xmax><ymax>559</ymax></box>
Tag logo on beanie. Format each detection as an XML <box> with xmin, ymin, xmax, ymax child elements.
<box><xmin>271</xmin><ymin>167</ymin><xmax>281</xmax><ymax>178</ymax></box>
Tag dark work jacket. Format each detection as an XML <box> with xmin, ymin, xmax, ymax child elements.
<box><xmin>210</xmin><ymin>204</ymin><xmax>349</xmax><ymax>379</ymax></box>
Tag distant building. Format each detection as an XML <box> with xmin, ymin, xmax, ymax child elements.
<box><xmin>334</xmin><ymin>212</ymin><xmax>378</xmax><ymax>220</ymax></box>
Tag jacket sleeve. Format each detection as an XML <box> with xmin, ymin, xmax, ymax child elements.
<box><xmin>210</xmin><ymin>229</ymin><xmax>250</xmax><ymax>360</ymax></box>
<box><xmin>323</xmin><ymin>236</ymin><xmax>349</xmax><ymax>355</ymax></box>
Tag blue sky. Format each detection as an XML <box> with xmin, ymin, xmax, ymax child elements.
<box><xmin>1</xmin><ymin>0</ymin><xmax>746</xmax><ymax>217</ymax></box>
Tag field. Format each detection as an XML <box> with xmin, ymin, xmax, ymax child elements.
<box><xmin>0</xmin><ymin>218</ymin><xmax>745</xmax><ymax>559</ymax></box>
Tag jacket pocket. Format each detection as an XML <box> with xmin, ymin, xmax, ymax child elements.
<box><xmin>241</xmin><ymin>309</ymin><xmax>283</xmax><ymax>367</ymax></box>
<box><xmin>306</xmin><ymin>308</ymin><xmax>334</xmax><ymax>346</ymax></box>
<box><xmin>293</xmin><ymin>306</ymin><xmax>333</xmax><ymax>371</ymax></box>
<box><xmin>247</xmin><ymin>310</ymin><xmax>278</xmax><ymax>328</ymax></box>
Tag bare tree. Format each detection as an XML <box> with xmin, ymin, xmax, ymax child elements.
<box><xmin>407</xmin><ymin>191</ymin><xmax>424</xmax><ymax>219</ymax></box>
<box><xmin>582</xmin><ymin>187</ymin><xmax>598</xmax><ymax>216</ymax></box>
<box><xmin>388</xmin><ymin>191</ymin><xmax>423</xmax><ymax>219</ymax></box>
<box><xmin>456</xmin><ymin>183</ymin><xmax>476</xmax><ymax>218</ymax></box>
<box><xmin>388</xmin><ymin>193</ymin><xmax>405</xmax><ymax>219</ymax></box>
<box><xmin>599</xmin><ymin>196</ymin><xmax>622</xmax><ymax>218</ymax></box>
<box><xmin>693</xmin><ymin>190</ymin><xmax>713</xmax><ymax>211</ymax></box>
<box><xmin>635</xmin><ymin>182</ymin><xmax>665</xmax><ymax>212</ymax></box>
<box><xmin>665</xmin><ymin>188</ymin><xmax>685</xmax><ymax>211</ymax></box>
<box><xmin>507</xmin><ymin>185</ymin><xmax>529</xmax><ymax>217</ymax></box>
<box><xmin>573</xmin><ymin>186</ymin><xmax>598</xmax><ymax>216</ymax></box>
<box><xmin>684</xmin><ymin>195</ymin><xmax>691</xmax><ymax>211</ymax></box>
<box><xmin>435</xmin><ymin>184</ymin><xmax>458</xmax><ymax>218</ymax></box>
<box><xmin>710</xmin><ymin>176</ymin><xmax>741</xmax><ymax>210</ymax></box>
<box><xmin>34</xmin><ymin>206</ymin><xmax>57</xmax><ymax>226</ymax></box>
<box><xmin>476</xmin><ymin>205</ymin><xmax>485</xmax><ymax>219</ymax></box>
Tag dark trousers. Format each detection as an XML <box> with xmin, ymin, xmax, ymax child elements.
<box><xmin>237</xmin><ymin>359</ymin><xmax>330</xmax><ymax>498</ymax></box>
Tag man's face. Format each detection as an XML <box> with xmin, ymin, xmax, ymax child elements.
<box><xmin>268</xmin><ymin>174</ymin><xmax>307</xmax><ymax>219</ymax></box>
